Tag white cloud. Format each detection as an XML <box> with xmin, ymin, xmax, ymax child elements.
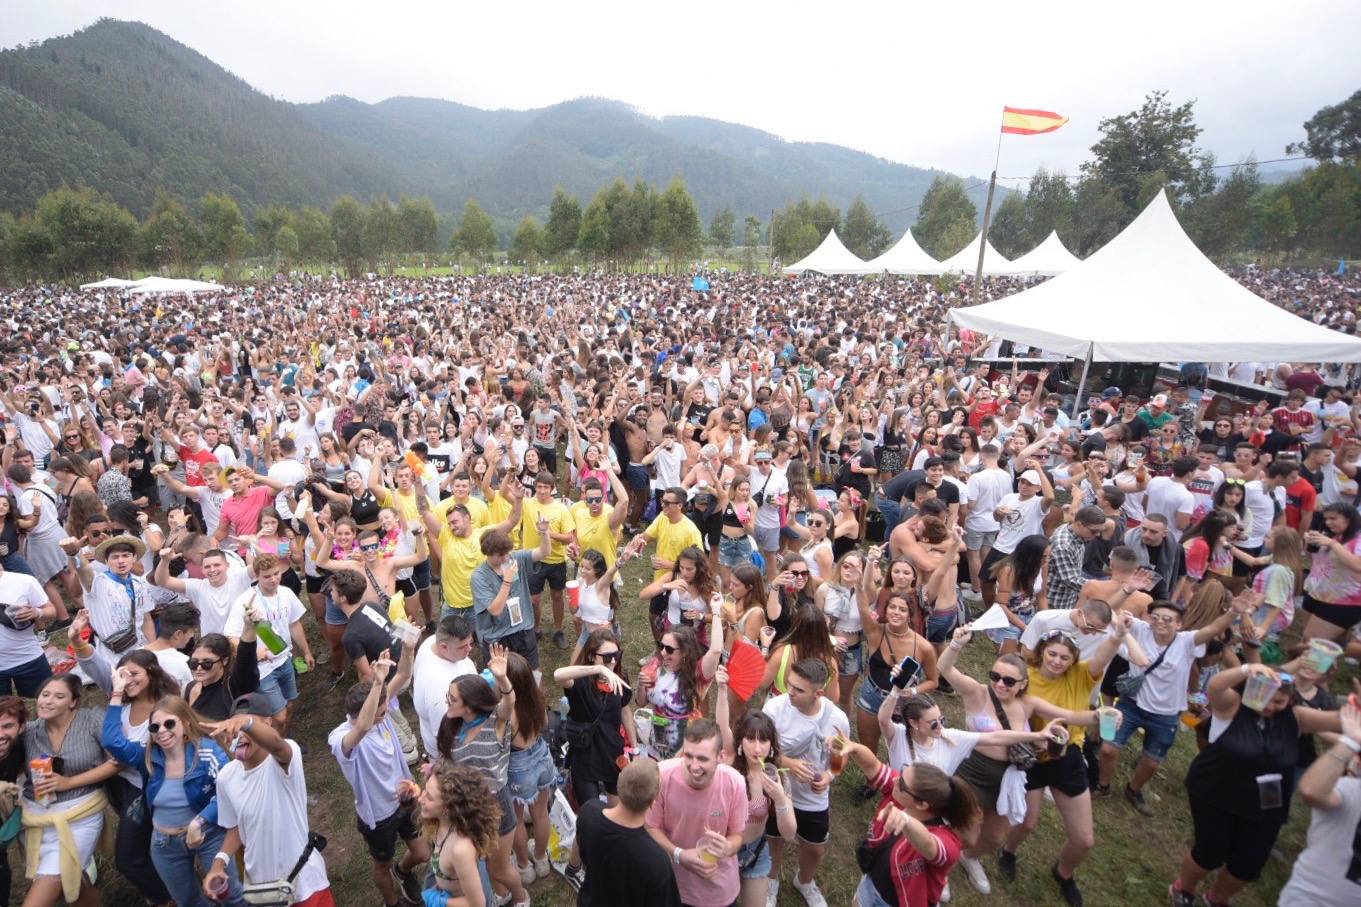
<box><xmin>4</xmin><ymin>0</ymin><xmax>1359</xmax><ymax>179</ymax></box>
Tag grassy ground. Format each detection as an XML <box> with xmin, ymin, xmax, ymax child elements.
<box><xmin>31</xmin><ymin>554</ymin><xmax>1313</xmax><ymax>907</ymax></box>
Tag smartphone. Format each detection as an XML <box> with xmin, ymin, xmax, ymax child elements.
<box><xmin>892</xmin><ymin>656</ymin><xmax>922</xmax><ymax>689</ymax></box>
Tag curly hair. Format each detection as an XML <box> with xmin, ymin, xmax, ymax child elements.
<box><xmin>423</xmin><ymin>762</ymin><xmax>502</xmax><ymax>858</ymax></box>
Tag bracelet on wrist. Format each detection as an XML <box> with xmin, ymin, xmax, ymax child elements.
<box><xmin>1338</xmin><ymin>736</ymin><xmax>1361</xmax><ymax>754</ymax></box>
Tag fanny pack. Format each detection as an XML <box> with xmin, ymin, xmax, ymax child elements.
<box><xmin>989</xmin><ymin>687</ymin><xmax>1037</xmax><ymax>770</ymax></box>
<box><xmin>241</xmin><ymin>831</ymin><xmax>327</xmax><ymax>906</ymax></box>
<box><xmin>98</xmin><ymin>581</ymin><xmax>140</xmax><ymax>654</ymax></box>
<box><xmin>1114</xmin><ymin>642</ymin><xmax>1170</xmax><ymax>701</ymax></box>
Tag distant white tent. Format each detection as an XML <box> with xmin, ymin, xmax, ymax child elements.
<box><xmin>1005</xmin><ymin>231</ymin><xmax>1082</xmax><ymax>277</ymax></box>
<box><xmin>937</xmin><ymin>233</ymin><xmax>1014</xmax><ymax>275</ymax></box>
<box><xmin>79</xmin><ymin>277</ymin><xmax>138</xmax><ymax>290</ymax></box>
<box><xmin>782</xmin><ymin>229</ymin><xmax>868</xmax><ymax>275</ymax></box>
<box><xmin>948</xmin><ymin>190</ymin><xmax>1361</xmax><ymax>363</ymax></box>
<box><xmin>127</xmin><ymin>277</ymin><xmax>227</xmax><ymax>294</ymax></box>
<box><xmin>855</xmin><ymin>228</ymin><xmax>941</xmax><ymax>275</ymax></box>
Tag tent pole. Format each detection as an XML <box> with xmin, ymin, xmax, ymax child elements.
<box><xmin>969</xmin><ymin>113</ymin><xmax>1006</xmax><ymax>307</ymax></box>
<box><xmin>1072</xmin><ymin>347</ymin><xmax>1093</xmax><ymax>419</ymax></box>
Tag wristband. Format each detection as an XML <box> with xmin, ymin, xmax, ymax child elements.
<box><xmin>213</xmin><ymin>851</ymin><xmax>231</xmax><ymax>867</ymax></box>
<box><xmin>672</xmin><ymin>846</ymin><xmax>683</xmax><ymax>865</ymax></box>
<box><xmin>1339</xmin><ymin>737</ymin><xmax>1361</xmax><ymax>754</ymax></box>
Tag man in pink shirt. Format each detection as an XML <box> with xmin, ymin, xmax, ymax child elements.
<box><xmin>646</xmin><ymin>720</ymin><xmax>748</xmax><ymax>907</ymax></box>
<box><xmin>213</xmin><ymin>465</ymin><xmax>293</xmax><ymax>546</ymax></box>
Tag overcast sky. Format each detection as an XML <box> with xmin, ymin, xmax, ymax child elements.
<box><xmin>5</xmin><ymin>1</ymin><xmax>1358</xmax><ymax>182</ymax></box>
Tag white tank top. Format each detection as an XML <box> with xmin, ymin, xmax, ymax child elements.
<box><xmin>577</xmin><ymin>581</ymin><xmax>612</xmax><ymax>625</ymax></box>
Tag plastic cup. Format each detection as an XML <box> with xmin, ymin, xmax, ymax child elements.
<box><xmin>565</xmin><ymin>580</ymin><xmax>580</xmax><ymax>610</ymax></box>
<box><xmin>1097</xmin><ymin>707</ymin><xmax>1120</xmax><ymax>742</ymax></box>
<box><xmin>206</xmin><ymin>874</ymin><xmax>229</xmax><ymax>901</ymax></box>
<box><xmin>633</xmin><ymin>708</ymin><xmax>654</xmax><ymax>746</ymax></box>
<box><xmin>1241</xmin><ymin>671</ymin><xmax>1282</xmax><ymax>712</ymax></box>
<box><xmin>393</xmin><ymin>620</ymin><xmax>421</xmax><ymax>647</ymax></box>
<box><xmin>1305</xmin><ymin>638</ymin><xmax>1343</xmax><ymax>673</ymax></box>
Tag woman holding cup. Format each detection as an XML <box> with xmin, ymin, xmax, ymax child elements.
<box><xmin>1301</xmin><ymin>502</ymin><xmax>1361</xmax><ymax>642</ymax></box>
<box><xmin>1169</xmin><ymin>663</ymin><xmax>1342</xmax><ymax>907</ymax></box>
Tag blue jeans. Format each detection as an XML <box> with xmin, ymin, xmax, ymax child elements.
<box><xmin>875</xmin><ymin>496</ymin><xmax>903</xmax><ymax>541</ymax></box>
<box><xmin>0</xmin><ymin>653</ymin><xmax>52</xmax><ymax>698</ymax></box>
<box><xmin>0</xmin><ymin>551</ymin><xmax>34</xmax><ymax>576</ymax></box>
<box><xmin>856</xmin><ymin>873</ymin><xmax>894</xmax><ymax>907</ymax></box>
<box><xmin>1112</xmin><ymin>697</ymin><xmax>1181</xmax><ymax>762</ymax></box>
<box><xmin>151</xmin><ymin>823</ymin><xmax>246</xmax><ymax>907</ymax></box>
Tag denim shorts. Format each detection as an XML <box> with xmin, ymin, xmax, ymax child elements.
<box><xmin>411</xmin><ymin>557</ymin><xmax>432</xmax><ymax>591</ymax></box>
<box><xmin>925</xmin><ymin>607</ymin><xmax>961</xmax><ymax>644</ymax></box>
<box><xmin>507</xmin><ymin>736</ymin><xmax>556</xmax><ymax>806</ymax></box>
<box><xmin>984</xmin><ymin>609</ymin><xmax>1031</xmax><ymax>645</ymax></box>
<box><xmin>837</xmin><ymin>639</ymin><xmax>864</xmax><ymax>677</ymax></box>
<box><xmin>1112</xmin><ymin>696</ymin><xmax>1181</xmax><ymax>762</ymax></box>
<box><xmin>324</xmin><ymin>597</ymin><xmax>350</xmax><ymax>626</ymax></box>
<box><xmin>738</xmin><ymin>837</ymin><xmax>772</xmax><ymax>880</ymax></box>
<box><xmin>855</xmin><ymin>677</ymin><xmax>890</xmax><ymax>716</ymax></box>
<box><xmin>856</xmin><ymin>873</ymin><xmax>895</xmax><ymax>907</ymax></box>
<box><xmin>256</xmin><ymin>658</ymin><xmax>298</xmax><ymax>713</ymax></box>
<box><xmin>718</xmin><ymin>534</ymin><xmax>755</xmax><ymax>568</ymax></box>
<box><xmin>754</xmin><ymin>526</ymin><xmax>782</xmax><ymax>553</ymax></box>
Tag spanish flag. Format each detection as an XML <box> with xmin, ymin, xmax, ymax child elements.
<box><xmin>1001</xmin><ymin>107</ymin><xmax>1068</xmax><ymax>135</ymax></box>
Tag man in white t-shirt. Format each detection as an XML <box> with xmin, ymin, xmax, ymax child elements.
<box><xmin>964</xmin><ymin>444</ymin><xmax>1013</xmax><ymax>596</ymax></box>
<box><xmin>411</xmin><ymin>613</ymin><xmax>476</xmax><ymax>756</ymax></box>
<box><xmin>1276</xmin><ymin>711</ymin><xmax>1361</xmax><ymax>907</ymax></box>
<box><xmin>749</xmin><ymin>450</ymin><xmax>789</xmax><ymax>579</ymax></box>
<box><xmin>762</xmin><ymin>658</ymin><xmax>849</xmax><ymax>907</ymax></box>
<box><xmin>1185</xmin><ymin>450</ymin><xmax>1225</xmax><ymax>524</ymax></box>
<box><xmin>155</xmin><ymin>546</ymin><xmax>254</xmax><ymax>635</ymax></box>
<box><xmin>204</xmin><ymin>698</ymin><xmax>334</xmax><ymax>905</ymax></box>
<box><xmin>1096</xmin><ymin>599</ymin><xmax>1252</xmax><ymax>814</ymax></box>
<box><xmin>267</xmin><ymin>438</ymin><xmax>309</xmax><ymax>521</ymax></box>
<box><xmin>1020</xmin><ymin>598</ymin><xmax>1116</xmax><ymax>662</ymax></box>
<box><xmin>277</xmin><ymin>392</ymin><xmax>321</xmax><ymax>459</ymax></box>
<box><xmin>225</xmin><ymin>554</ymin><xmax>312</xmax><ymax>732</ymax></box>
<box><xmin>981</xmin><ymin>465</ymin><xmax>1053</xmax><ymax>607</ymax></box>
<box><xmin>0</xmin><ymin>562</ymin><xmax>56</xmax><ymax>696</ymax></box>
<box><xmin>643</xmin><ymin>427</ymin><xmax>688</xmax><ymax>501</ymax></box>
<box><xmin>1143</xmin><ymin>457</ymin><xmax>1198</xmax><ymax>542</ymax></box>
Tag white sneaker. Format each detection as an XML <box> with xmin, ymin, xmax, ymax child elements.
<box><xmin>940</xmin><ymin>880</ymin><xmax>952</xmax><ymax>902</ymax></box>
<box><xmin>1044</xmin><ymin>786</ymin><xmax>1055</xmax><ymax>805</ymax></box>
<box><xmin>791</xmin><ymin>876</ymin><xmax>829</xmax><ymax>907</ymax></box>
<box><xmin>533</xmin><ymin>855</ymin><xmax>551</xmax><ymax>879</ymax></box>
<box><xmin>517</xmin><ymin>859</ymin><xmax>535</xmax><ymax>887</ymax></box>
<box><xmin>766</xmin><ymin>880</ymin><xmax>779</xmax><ymax>907</ymax></box>
<box><xmin>961</xmin><ymin>856</ymin><xmax>992</xmax><ymax>894</ymax></box>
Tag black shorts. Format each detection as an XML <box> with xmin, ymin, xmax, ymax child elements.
<box><xmin>529</xmin><ymin>560</ymin><xmax>568</xmax><ymax>595</ymax></box>
<box><xmin>1024</xmin><ymin>744</ymin><xmax>1089</xmax><ymax>797</ymax></box>
<box><xmin>356</xmin><ymin>806</ymin><xmax>419</xmax><ymax>863</ymax></box>
<box><xmin>496</xmin><ymin>627</ymin><xmax>541</xmax><ymax>671</ymax></box>
<box><xmin>306</xmin><ymin>571</ymin><xmax>328</xmax><ymax>596</ymax></box>
<box><xmin>980</xmin><ymin>547</ymin><xmax>1010</xmax><ymax>583</ymax></box>
<box><xmin>793</xmin><ymin>807</ymin><xmax>829</xmax><ymax>845</ymax></box>
<box><xmin>1100</xmin><ymin>654</ymin><xmax>1130</xmax><ymax>700</ymax></box>
<box><xmin>1188</xmin><ymin>799</ymin><xmax>1282</xmax><ymax>882</ymax></box>
<box><xmin>395</xmin><ymin>577</ymin><xmax>417</xmax><ymax>598</ymax></box>
<box><xmin>1301</xmin><ymin>593</ymin><xmax>1361</xmax><ymax>630</ymax></box>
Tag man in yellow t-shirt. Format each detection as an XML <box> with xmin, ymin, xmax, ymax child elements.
<box><xmin>423</xmin><ymin>486</ymin><xmax>523</xmax><ymax>614</ymax></box>
<box><xmin>520</xmin><ymin>472</ymin><xmax>576</xmax><ymax>650</ymax></box>
<box><xmin>623</xmin><ymin>485</ymin><xmax>703</xmax><ymax>643</ymax></box>
<box><xmin>568</xmin><ymin>473</ymin><xmax>628</xmax><ymax>568</ymax></box>
<box><xmin>434</xmin><ymin>473</ymin><xmax>490</xmax><ymax>529</ymax></box>
<box><xmin>372</xmin><ymin>455</ymin><xmax>435</xmax><ymax>621</ymax></box>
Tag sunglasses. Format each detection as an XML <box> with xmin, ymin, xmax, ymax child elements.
<box><xmin>360</xmin><ymin>543</ymin><xmax>380</xmax><ymax>552</ymax></box>
<box><xmin>585</xmin><ymin>496</ymin><xmax>603</xmax><ymax>504</ymax></box>
<box><xmin>662</xmin><ymin>499</ymin><xmax>681</xmax><ymax>507</ymax></box>
<box><xmin>64</xmin><ymin>434</ymin><xmax>80</xmax><ymax>441</ymax></box>
<box><xmin>924</xmin><ymin>717</ymin><xmax>946</xmax><ymax>731</ymax></box>
<box><xmin>596</xmin><ymin>650</ymin><xmax>620</xmax><ymax>662</ymax></box>
<box><xmin>788</xmin><ymin>569</ymin><xmax>810</xmax><ymax>578</ymax></box>
<box><xmin>1224</xmin><ymin>478</ymin><xmax>1246</xmax><ymax>486</ymax></box>
<box><xmin>808</xmin><ymin>520</ymin><xmax>826</xmax><ymax>528</ymax></box>
<box><xmin>88</xmin><ymin>527</ymin><xmax>111</xmax><ymax>537</ymax></box>
<box><xmin>658</xmin><ymin>643</ymin><xmax>677</xmax><ymax>655</ymax></box>
<box><xmin>148</xmin><ymin>718</ymin><xmax>178</xmax><ymax>734</ymax></box>
<box><xmin>188</xmin><ymin>657</ymin><xmax>220</xmax><ymax>671</ymax></box>
<box><xmin>988</xmin><ymin>671</ymin><xmax>1022</xmax><ymax>688</ymax></box>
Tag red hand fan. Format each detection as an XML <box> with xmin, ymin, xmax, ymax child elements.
<box><xmin>724</xmin><ymin>638</ymin><xmax>767</xmax><ymax>702</ymax></box>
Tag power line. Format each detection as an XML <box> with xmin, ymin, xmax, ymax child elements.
<box><xmin>993</xmin><ymin>155</ymin><xmax>1311</xmax><ymax>182</ymax></box>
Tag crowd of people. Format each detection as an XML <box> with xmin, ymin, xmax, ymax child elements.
<box><xmin>0</xmin><ymin>264</ymin><xmax>1358</xmax><ymax>907</ymax></box>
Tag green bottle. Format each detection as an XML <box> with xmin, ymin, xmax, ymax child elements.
<box><xmin>255</xmin><ymin>619</ymin><xmax>287</xmax><ymax>656</ymax></box>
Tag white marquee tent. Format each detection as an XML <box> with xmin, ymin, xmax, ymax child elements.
<box><xmin>782</xmin><ymin>229</ymin><xmax>867</xmax><ymax>275</ymax></box>
<box><xmin>855</xmin><ymin>228</ymin><xmax>941</xmax><ymax>275</ymax></box>
<box><xmin>127</xmin><ymin>276</ymin><xmax>227</xmax><ymax>294</ymax></box>
<box><xmin>1004</xmin><ymin>231</ymin><xmax>1082</xmax><ymax>277</ymax></box>
<box><xmin>937</xmin><ymin>233</ymin><xmax>1015</xmax><ymax>275</ymax></box>
<box><xmin>79</xmin><ymin>277</ymin><xmax>139</xmax><ymax>290</ymax></box>
<box><xmin>948</xmin><ymin>190</ymin><xmax>1361</xmax><ymax>365</ymax></box>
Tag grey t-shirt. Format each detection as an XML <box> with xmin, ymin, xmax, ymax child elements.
<box><xmin>531</xmin><ymin>409</ymin><xmax>560</xmax><ymax>449</ymax></box>
<box><xmin>471</xmin><ymin>549</ymin><xmax>536</xmax><ymax>642</ymax></box>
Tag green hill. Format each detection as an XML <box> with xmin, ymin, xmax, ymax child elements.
<box><xmin>1</xmin><ymin>18</ymin><xmax>991</xmax><ymax>231</ymax></box>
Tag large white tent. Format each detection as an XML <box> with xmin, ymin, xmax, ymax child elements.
<box><xmin>782</xmin><ymin>229</ymin><xmax>867</xmax><ymax>275</ymax></box>
<box><xmin>855</xmin><ymin>228</ymin><xmax>941</xmax><ymax>275</ymax></box>
<box><xmin>1004</xmin><ymin>231</ymin><xmax>1082</xmax><ymax>277</ymax></box>
<box><xmin>127</xmin><ymin>276</ymin><xmax>227</xmax><ymax>294</ymax></box>
<box><xmin>79</xmin><ymin>277</ymin><xmax>139</xmax><ymax>290</ymax></box>
<box><xmin>937</xmin><ymin>233</ymin><xmax>1015</xmax><ymax>275</ymax></box>
<box><xmin>949</xmin><ymin>190</ymin><xmax>1361</xmax><ymax>363</ymax></box>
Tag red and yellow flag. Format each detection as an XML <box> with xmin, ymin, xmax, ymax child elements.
<box><xmin>1001</xmin><ymin>107</ymin><xmax>1068</xmax><ymax>135</ymax></box>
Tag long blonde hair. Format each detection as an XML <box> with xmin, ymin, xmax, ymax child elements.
<box><xmin>1267</xmin><ymin>526</ymin><xmax>1306</xmax><ymax>595</ymax></box>
<box><xmin>145</xmin><ymin>696</ymin><xmax>207</xmax><ymax>773</ymax></box>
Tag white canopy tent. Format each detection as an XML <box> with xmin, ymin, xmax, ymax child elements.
<box><xmin>1004</xmin><ymin>231</ymin><xmax>1082</xmax><ymax>277</ymax></box>
<box><xmin>855</xmin><ymin>228</ymin><xmax>941</xmax><ymax>275</ymax></box>
<box><xmin>781</xmin><ymin>229</ymin><xmax>868</xmax><ymax>275</ymax></box>
<box><xmin>937</xmin><ymin>233</ymin><xmax>1015</xmax><ymax>275</ymax></box>
<box><xmin>127</xmin><ymin>276</ymin><xmax>227</xmax><ymax>294</ymax></box>
<box><xmin>79</xmin><ymin>277</ymin><xmax>139</xmax><ymax>290</ymax></box>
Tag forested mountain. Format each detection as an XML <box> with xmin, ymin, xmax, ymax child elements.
<box><xmin>0</xmin><ymin>19</ymin><xmax>987</xmax><ymax>229</ymax></box>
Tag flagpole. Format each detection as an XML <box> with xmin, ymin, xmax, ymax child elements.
<box><xmin>969</xmin><ymin>109</ymin><xmax>1006</xmax><ymax>308</ymax></box>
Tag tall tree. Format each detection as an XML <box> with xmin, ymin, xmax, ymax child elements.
<box><xmin>841</xmin><ymin>196</ymin><xmax>891</xmax><ymax>260</ymax></box>
<box><xmin>294</xmin><ymin>206</ymin><xmax>335</xmax><ymax>263</ymax></box>
<box><xmin>1256</xmin><ymin>192</ymin><xmax>1298</xmax><ymax>257</ymax></box>
<box><xmin>396</xmin><ymin>196</ymin><xmax>439</xmax><ymax>254</ymax></box>
<box><xmin>1022</xmin><ymin>168</ymin><xmax>1075</xmax><ymax>250</ymax></box>
<box><xmin>253</xmin><ymin>204</ymin><xmax>292</xmax><ymax>257</ymax></box>
<box><xmin>199</xmin><ymin>192</ymin><xmax>251</xmax><ymax>277</ymax></box>
<box><xmin>708</xmin><ymin>208</ymin><xmax>736</xmax><ymax>249</ymax></box>
<box><xmin>1082</xmin><ymin>90</ymin><xmax>1215</xmax><ymax>223</ymax></box>
<box><xmin>1186</xmin><ymin>160</ymin><xmax>1260</xmax><ymax>259</ymax></box>
<box><xmin>330</xmin><ymin>196</ymin><xmax>367</xmax><ymax>277</ymax></box>
<box><xmin>742</xmin><ymin>214</ymin><xmax>763</xmax><ymax>272</ymax></box>
<box><xmin>1068</xmin><ymin>177</ymin><xmax>1126</xmax><ymax>256</ymax></box>
<box><xmin>578</xmin><ymin>194</ymin><xmax>611</xmax><ymax>262</ymax></box>
<box><xmin>988</xmin><ymin>192</ymin><xmax>1029</xmax><ymax>259</ymax></box>
<box><xmin>1287</xmin><ymin>89</ymin><xmax>1361</xmax><ymax>162</ymax></box>
<box><xmin>273</xmin><ymin>224</ymin><xmax>299</xmax><ymax>267</ymax></box>
<box><xmin>33</xmin><ymin>185</ymin><xmax>138</xmax><ymax>278</ymax></box>
<box><xmin>453</xmin><ymin>200</ymin><xmax>498</xmax><ymax>262</ymax></box>
<box><xmin>913</xmin><ymin>176</ymin><xmax>977</xmax><ymax>259</ymax></box>
<box><xmin>544</xmin><ymin>187</ymin><xmax>582</xmax><ymax>259</ymax></box>
<box><xmin>363</xmin><ymin>196</ymin><xmax>401</xmax><ymax>273</ymax></box>
<box><xmin>653</xmin><ymin>178</ymin><xmax>702</xmax><ymax>269</ymax></box>
<box><xmin>509</xmin><ymin>216</ymin><xmax>544</xmax><ymax>266</ymax></box>
<box><xmin>138</xmin><ymin>193</ymin><xmax>201</xmax><ymax>272</ymax></box>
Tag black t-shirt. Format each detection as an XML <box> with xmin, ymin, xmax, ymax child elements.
<box><xmin>342</xmin><ymin>602</ymin><xmax>398</xmax><ymax>678</ymax></box>
<box><xmin>1119</xmin><ymin>416</ymin><xmax>1150</xmax><ymax>443</ymax></box>
<box><xmin>340</xmin><ymin>420</ymin><xmax>375</xmax><ymax>444</ymax></box>
<box><xmin>0</xmin><ymin>741</ymin><xmax>24</xmax><ymax>785</ymax></box>
<box><xmin>575</xmin><ymin>799</ymin><xmax>681</xmax><ymax>907</ymax></box>
<box><xmin>906</xmin><ymin>477</ymin><xmax>960</xmax><ymax>507</ymax></box>
<box><xmin>837</xmin><ymin>447</ymin><xmax>876</xmax><ymax>498</ymax></box>
<box><xmin>1256</xmin><ymin>429</ymin><xmax>1301</xmax><ymax>460</ymax></box>
<box><xmin>880</xmin><ymin>469</ymin><xmax>922</xmax><ymax>505</ymax></box>
<box><xmin>1197</xmin><ymin>429</ymin><xmax>1244</xmax><ymax>462</ymax></box>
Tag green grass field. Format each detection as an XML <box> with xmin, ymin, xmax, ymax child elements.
<box><xmin>36</xmin><ymin>548</ymin><xmax>1313</xmax><ymax>907</ymax></box>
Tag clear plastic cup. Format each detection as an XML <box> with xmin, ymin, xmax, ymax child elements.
<box><xmin>1241</xmin><ymin>671</ymin><xmax>1282</xmax><ymax>712</ymax></box>
<box><xmin>1097</xmin><ymin>707</ymin><xmax>1120</xmax><ymax>742</ymax></box>
<box><xmin>393</xmin><ymin>620</ymin><xmax>421</xmax><ymax>647</ymax></box>
<box><xmin>1305</xmin><ymin>638</ymin><xmax>1343</xmax><ymax>673</ymax></box>
<box><xmin>206</xmin><ymin>874</ymin><xmax>229</xmax><ymax>902</ymax></box>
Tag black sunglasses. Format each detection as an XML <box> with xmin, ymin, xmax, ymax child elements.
<box><xmin>788</xmin><ymin>569</ymin><xmax>810</xmax><ymax>578</ymax></box>
<box><xmin>658</xmin><ymin>643</ymin><xmax>677</xmax><ymax>655</ymax></box>
<box><xmin>597</xmin><ymin>650</ymin><xmax>620</xmax><ymax>662</ymax></box>
<box><xmin>988</xmin><ymin>671</ymin><xmax>1022</xmax><ymax>688</ymax></box>
<box><xmin>148</xmin><ymin>718</ymin><xmax>178</xmax><ymax>734</ymax></box>
<box><xmin>87</xmin><ymin>527</ymin><xmax>111</xmax><ymax>537</ymax></box>
<box><xmin>585</xmin><ymin>496</ymin><xmax>603</xmax><ymax>504</ymax></box>
<box><xmin>188</xmin><ymin>658</ymin><xmax>220</xmax><ymax>671</ymax></box>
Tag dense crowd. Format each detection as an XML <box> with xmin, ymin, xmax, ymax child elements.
<box><xmin>0</xmin><ymin>265</ymin><xmax>1359</xmax><ymax>907</ymax></box>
